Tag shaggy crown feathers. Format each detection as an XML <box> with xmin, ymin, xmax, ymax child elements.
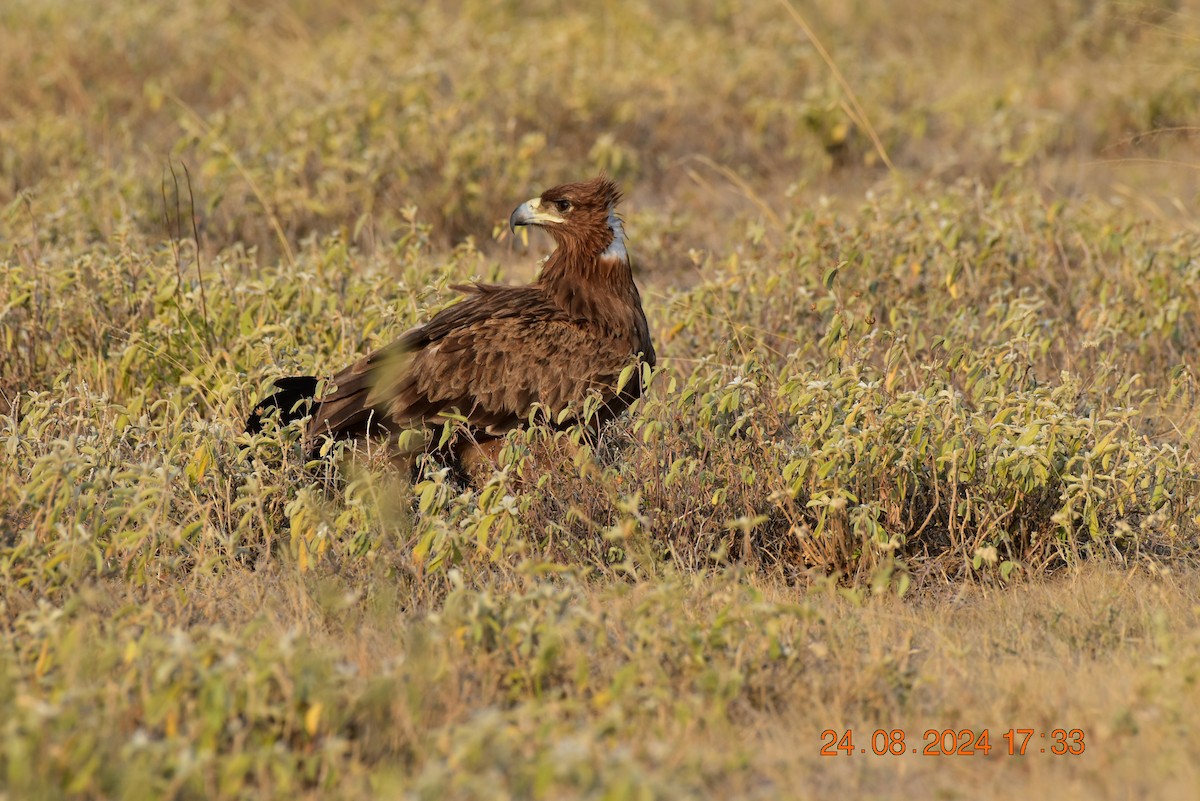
<box><xmin>538</xmin><ymin>176</ymin><xmax>622</xmax><ymax>211</ymax></box>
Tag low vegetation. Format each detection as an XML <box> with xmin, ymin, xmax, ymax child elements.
<box><xmin>2</xmin><ymin>0</ymin><xmax>1200</xmax><ymax>797</ymax></box>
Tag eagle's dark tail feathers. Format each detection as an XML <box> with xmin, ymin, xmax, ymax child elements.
<box><xmin>245</xmin><ymin>376</ymin><xmax>320</xmax><ymax>434</ymax></box>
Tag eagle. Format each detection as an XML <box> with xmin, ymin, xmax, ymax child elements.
<box><xmin>246</xmin><ymin>176</ymin><xmax>656</xmax><ymax>478</ymax></box>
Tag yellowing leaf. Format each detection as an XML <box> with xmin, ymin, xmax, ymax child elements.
<box><xmin>305</xmin><ymin>703</ymin><xmax>323</xmax><ymax>736</ymax></box>
<box><xmin>617</xmin><ymin>363</ymin><xmax>636</xmax><ymax>395</ymax></box>
<box><xmin>298</xmin><ymin>540</ymin><xmax>310</xmax><ymax>573</ymax></box>
<box><xmin>186</xmin><ymin>444</ymin><xmax>214</xmax><ymax>484</ymax></box>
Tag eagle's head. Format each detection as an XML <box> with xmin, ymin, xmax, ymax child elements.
<box><xmin>509</xmin><ymin>176</ymin><xmax>626</xmax><ymax>262</ymax></box>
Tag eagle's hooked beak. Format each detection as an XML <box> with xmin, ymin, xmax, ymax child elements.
<box><xmin>509</xmin><ymin>197</ymin><xmax>564</xmax><ymax>233</ymax></box>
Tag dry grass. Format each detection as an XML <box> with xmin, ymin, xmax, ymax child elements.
<box><xmin>5</xmin><ymin>563</ymin><xmax>1200</xmax><ymax>799</ymax></box>
<box><xmin>752</xmin><ymin>566</ymin><xmax>1200</xmax><ymax>800</ymax></box>
<box><xmin>3</xmin><ymin>0</ymin><xmax>1200</xmax><ymax>797</ymax></box>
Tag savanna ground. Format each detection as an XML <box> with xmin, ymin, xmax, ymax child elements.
<box><xmin>3</xmin><ymin>0</ymin><xmax>1200</xmax><ymax>798</ymax></box>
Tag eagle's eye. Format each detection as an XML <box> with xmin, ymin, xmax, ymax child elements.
<box><xmin>553</xmin><ymin>199</ymin><xmax>572</xmax><ymax>213</ymax></box>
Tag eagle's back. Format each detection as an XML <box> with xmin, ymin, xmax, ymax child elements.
<box><xmin>305</xmin><ymin>282</ymin><xmax>652</xmax><ymax>445</ymax></box>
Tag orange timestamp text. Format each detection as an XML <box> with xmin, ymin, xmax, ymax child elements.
<box><xmin>819</xmin><ymin>728</ymin><xmax>1085</xmax><ymax>757</ymax></box>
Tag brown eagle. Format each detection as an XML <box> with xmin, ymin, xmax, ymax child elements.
<box><xmin>246</xmin><ymin>176</ymin><xmax>656</xmax><ymax>477</ymax></box>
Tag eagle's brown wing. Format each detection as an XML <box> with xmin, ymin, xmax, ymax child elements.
<box><xmin>305</xmin><ymin>284</ymin><xmax>645</xmax><ymax>445</ymax></box>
